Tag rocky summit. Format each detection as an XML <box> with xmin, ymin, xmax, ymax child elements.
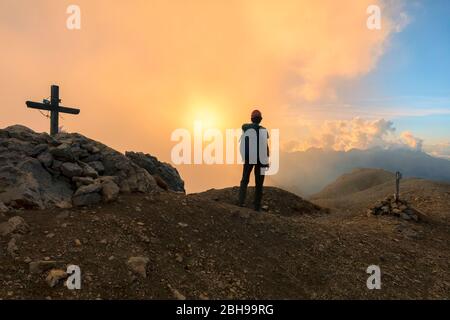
<box><xmin>0</xmin><ymin>125</ymin><xmax>184</xmax><ymax>211</ymax></box>
<box><xmin>0</xmin><ymin>125</ymin><xmax>449</xmax><ymax>300</ymax></box>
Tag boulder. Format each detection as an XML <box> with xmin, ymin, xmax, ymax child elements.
<box><xmin>61</xmin><ymin>162</ymin><xmax>83</xmax><ymax>178</ymax></box>
<box><xmin>76</xmin><ymin>183</ymin><xmax>102</xmax><ymax>195</ymax></box>
<box><xmin>98</xmin><ymin>177</ymin><xmax>120</xmax><ymax>202</ymax></box>
<box><xmin>70</xmin><ymin>145</ymin><xmax>89</xmax><ymax>159</ymax></box>
<box><xmin>83</xmin><ymin>154</ymin><xmax>101</xmax><ymax>163</ymax></box>
<box><xmin>37</xmin><ymin>151</ymin><xmax>53</xmax><ymax>167</ymax></box>
<box><xmin>126</xmin><ymin>151</ymin><xmax>185</xmax><ymax>192</ymax></box>
<box><xmin>0</xmin><ymin>163</ymin><xmax>43</xmax><ymax>209</ymax></box>
<box><xmin>49</xmin><ymin>143</ymin><xmax>75</xmax><ymax>162</ymax></box>
<box><xmin>0</xmin><ymin>216</ymin><xmax>29</xmax><ymax>237</ymax></box>
<box><xmin>72</xmin><ymin>183</ymin><xmax>103</xmax><ymax>207</ymax></box>
<box><xmin>127</xmin><ymin>256</ymin><xmax>150</xmax><ymax>278</ymax></box>
<box><xmin>52</xmin><ymin>159</ymin><xmax>63</xmax><ymax>171</ymax></box>
<box><xmin>31</xmin><ymin>144</ymin><xmax>49</xmax><ymax>157</ymax></box>
<box><xmin>154</xmin><ymin>175</ymin><xmax>169</xmax><ymax>191</ymax></box>
<box><xmin>81</xmin><ymin>163</ymin><xmax>99</xmax><ymax>178</ymax></box>
<box><xmin>88</xmin><ymin>161</ymin><xmax>105</xmax><ymax>175</ymax></box>
<box><xmin>81</xmin><ymin>143</ymin><xmax>100</xmax><ymax>154</ymax></box>
<box><xmin>72</xmin><ymin>176</ymin><xmax>95</xmax><ymax>188</ymax></box>
<box><xmin>46</xmin><ymin>269</ymin><xmax>68</xmax><ymax>287</ymax></box>
<box><xmin>0</xmin><ymin>158</ymin><xmax>73</xmax><ymax>209</ymax></box>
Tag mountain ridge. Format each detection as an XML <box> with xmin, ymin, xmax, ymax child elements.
<box><xmin>310</xmin><ymin>168</ymin><xmax>450</xmax><ymax>224</ymax></box>
<box><xmin>271</xmin><ymin>148</ymin><xmax>450</xmax><ymax>196</ymax></box>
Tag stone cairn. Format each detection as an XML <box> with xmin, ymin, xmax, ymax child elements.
<box><xmin>367</xmin><ymin>171</ymin><xmax>421</xmax><ymax>222</ymax></box>
<box><xmin>0</xmin><ymin>125</ymin><xmax>185</xmax><ymax>211</ymax></box>
<box><xmin>366</xmin><ymin>196</ymin><xmax>420</xmax><ymax>222</ymax></box>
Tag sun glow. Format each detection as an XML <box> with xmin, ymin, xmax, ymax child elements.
<box><xmin>183</xmin><ymin>95</ymin><xmax>231</xmax><ymax>130</ymax></box>
<box><xmin>191</xmin><ymin>108</ymin><xmax>218</xmax><ymax>129</ymax></box>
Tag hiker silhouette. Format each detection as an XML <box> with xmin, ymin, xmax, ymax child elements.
<box><xmin>238</xmin><ymin>109</ymin><xmax>270</xmax><ymax>211</ymax></box>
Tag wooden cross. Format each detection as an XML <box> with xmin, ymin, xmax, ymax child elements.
<box><xmin>26</xmin><ymin>85</ymin><xmax>80</xmax><ymax>136</ymax></box>
<box><xmin>394</xmin><ymin>171</ymin><xmax>402</xmax><ymax>202</ymax></box>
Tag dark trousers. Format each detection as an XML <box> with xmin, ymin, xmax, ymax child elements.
<box><xmin>238</xmin><ymin>164</ymin><xmax>265</xmax><ymax>211</ymax></box>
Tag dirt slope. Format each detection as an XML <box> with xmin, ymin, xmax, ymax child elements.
<box><xmin>1</xmin><ymin>187</ymin><xmax>449</xmax><ymax>300</ymax></box>
<box><xmin>192</xmin><ymin>186</ymin><xmax>328</xmax><ymax>216</ymax></box>
<box><xmin>311</xmin><ymin>168</ymin><xmax>395</xmax><ymax>200</ymax></box>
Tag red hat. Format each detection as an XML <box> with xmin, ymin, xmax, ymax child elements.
<box><xmin>251</xmin><ymin>109</ymin><xmax>262</xmax><ymax>119</ymax></box>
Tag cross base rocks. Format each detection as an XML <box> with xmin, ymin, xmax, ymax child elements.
<box><xmin>367</xmin><ymin>196</ymin><xmax>421</xmax><ymax>222</ymax></box>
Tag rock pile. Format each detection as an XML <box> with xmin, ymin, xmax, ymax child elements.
<box><xmin>0</xmin><ymin>125</ymin><xmax>184</xmax><ymax>210</ymax></box>
<box><xmin>366</xmin><ymin>196</ymin><xmax>421</xmax><ymax>222</ymax></box>
<box><xmin>126</xmin><ymin>152</ymin><xmax>185</xmax><ymax>192</ymax></box>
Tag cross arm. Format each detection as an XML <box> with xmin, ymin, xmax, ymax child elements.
<box><xmin>58</xmin><ymin>106</ymin><xmax>80</xmax><ymax>115</ymax></box>
<box><xmin>26</xmin><ymin>101</ymin><xmax>52</xmax><ymax>112</ymax></box>
<box><xmin>26</xmin><ymin>101</ymin><xmax>80</xmax><ymax>115</ymax></box>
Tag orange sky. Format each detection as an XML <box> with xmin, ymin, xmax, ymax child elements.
<box><xmin>0</xmin><ymin>0</ymin><xmax>403</xmax><ymax>192</ymax></box>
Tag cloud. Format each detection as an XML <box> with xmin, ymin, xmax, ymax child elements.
<box><xmin>285</xmin><ymin>117</ymin><xmax>397</xmax><ymax>151</ymax></box>
<box><xmin>282</xmin><ymin>117</ymin><xmax>445</xmax><ymax>155</ymax></box>
<box><xmin>0</xmin><ymin>0</ymin><xmax>408</xmax><ymax>127</ymax></box>
<box><xmin>400</xmin><ymin>131</ymin><xmax>423</xmax><ymax>151</ymax></box>
<box><xmin>424</xmin><ymin>142</ymin><xmax>450</xmax><ymax>160</ymax></box>
<box><xmin>394</xmin><ymin>11</ymin><xmax>411</xmax><ymax>32</ymax></box>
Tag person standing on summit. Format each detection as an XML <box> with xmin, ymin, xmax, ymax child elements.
<box><xmin>238</xmin><ymin>109</ymin><xmax>270</xmax><ymax>211</ymax></box>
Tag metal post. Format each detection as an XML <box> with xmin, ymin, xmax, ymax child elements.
<box><xmin>50</xmin><ymin>85</ymin><xmax>59</xmax><ymax>136</ymax></box>
<box><xmin>395</xmin><ymin>171</ymin><xmax>402</xmax><ymax>202</ymax></box>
